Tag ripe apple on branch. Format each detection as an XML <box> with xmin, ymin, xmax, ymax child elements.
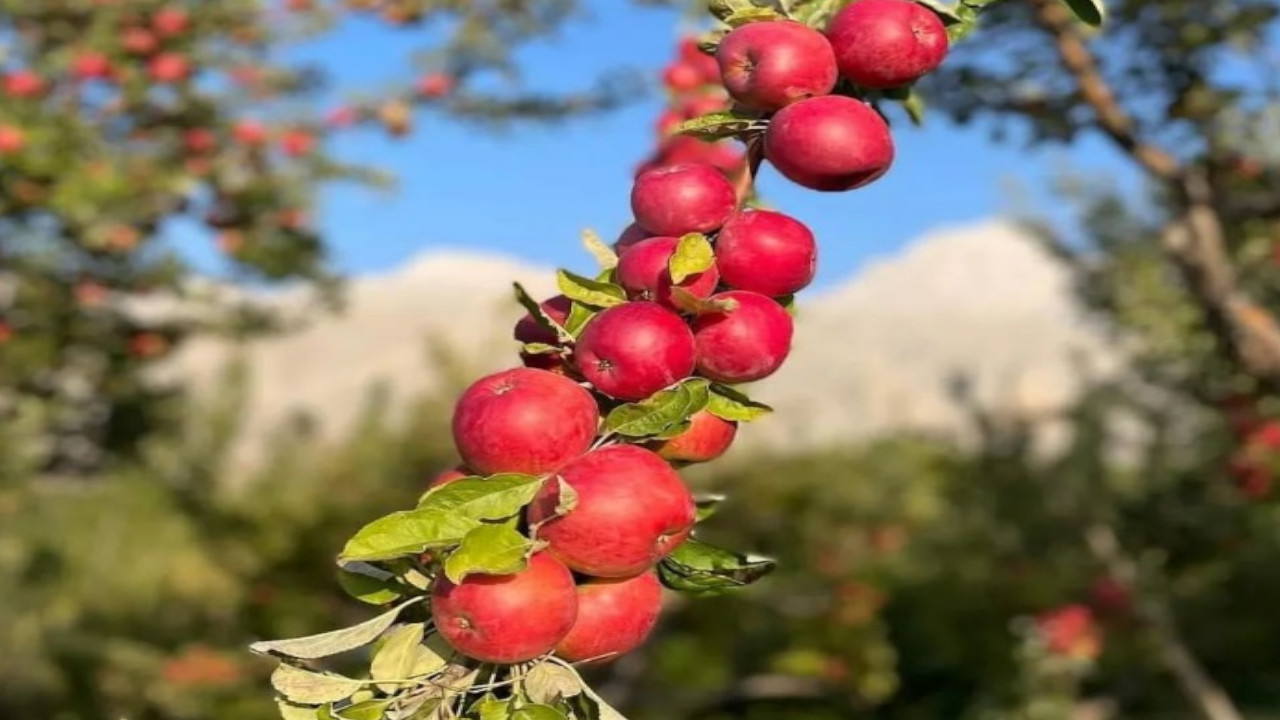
<box><xmin>250</xmin><ymin>0</ymin><xmax>1108</xmax><ymax>719</ymax></box>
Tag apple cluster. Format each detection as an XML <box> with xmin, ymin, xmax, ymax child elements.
<box><xmin>415</xmin><ymin>1</ymin><xmax>951</xmax><ymax>668</ymax></box>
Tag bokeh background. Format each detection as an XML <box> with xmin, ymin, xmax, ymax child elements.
<box><xmin>4</xmin><ymin>1</ymin><xmax>1280</xmax><ymax>719</ymax></box>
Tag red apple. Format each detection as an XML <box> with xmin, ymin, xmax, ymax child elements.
<box><xmin>692</xmin><ymin>291</ymin><xmax>793</xmax><ymax>384</ymax></box>
<box><xmin>631</xmin><ymin>163</ymin><xmax>737</xmax><ymax>236</ymax></box>
<box><xmin>555</xmin><ymin>571</ymin><xmax>664</xmax><ymax>664</ymax></box>
<box><xmin>451</xmin><ymin>367</ymin><xmax>599</xmax><ymax>476</ymax></box>
<box><xmin>3</xmin><ymin>71</ymin><xmax>45</xmax><ymax>99</ymax></box>
<box><xmin>428</xmin><ymin>463</ymin><xmax>474</xmax><ymax>489</ymax></box>
<box><xmin>616</xmin><ymin>236</ymin><xmax>720</xmax><ymax>309</ymax></box>
<box><xmin>715</xmin><ymin>210</ymin><xmax>817</xmax><ymax>296</ymax></box>
<box><xmin>1034</xmin><ymin>604</ymin><xmax>1102</xmax><ymax>660</ymax></box>
<box><xmin>614</xmin><ymin>223</ymin><xmax>654</xmax><ymax>256</ymax></box>
<box><xmin>646</xmin><ymin>410</ymin><xmax>737</xmax><ymax>464</ymax></box>
<box><xmin>574</xmin><ymin>302</ymin><xmax>696</xmax><ymax>401</ymax></box>
<box><xmin>233</xmin><ymin>120</ymin><xmax>268</xmax><ymax>146</ymax></box>
<box><xmin>656</xmin><ymin>110</ymin><xmax>684</xmax><ymax>138</ymax></box>
<box><xmin>662</xmin><ymin>62</ymin><xmax>704</xmax><ymax>92</ymax></box>
<box><xmin>148</xmin><ymin>52</ymin><xmax>190</xmax><ymax>83</ymax></box>
<box><xmin>416</xmin><ymin>73</ymin><xmax>454</xmax><ymax>99</ymax></box>
<box><xmin>0</xmin><ymin>126</ymin><xmax>24</xmax><ymax>155</ymax></box>
<box><xmin>513</xmin><ymin>294</ymin><xmax>573</xmax><ymax>372</ymax></box>
<box><xmin>764</xmin><ymin>95</ymin><xmax>894</xmax><ymax>192</ymax></box>
<box><xmin>152</xmin><ymin>7</ymin><xmax>191</xmax><ymax>37</ymax></box>
<box><xmin>183</xmin><ymin>128</ymin><xmax>217</xmax><ymax>154</ymax></box>
<box><xmin>280</xmin><ymin>129</ymin><xmax>316</xmax><ymax>157</ymax></box>
<box><xmin>431</xmin><ymin>552</ymin><xmax>578</xmax><ymax>664</ymax></box>
<box><xmin>527</xmin><ymin>445</ymin><xmax>695</xmax><ymax>577</ymax></box>
<box><xmin>717</xmin><ymin>20</ymin><xmax>838</xmax><ymax>112</ymax></box>
<box><xmin>827</xmin><ymin>0</ymin><xmax>949</xmax><ymax>89</ymax></box>
<box><xmin>121</xmin><ymin>27</ymin><xmax>159</xmax><ymax>55</ymax></box>
<box><xmin>72</xmin><ymin>51</ymin><xmax>113</xmax><ymax>81</ymax></box>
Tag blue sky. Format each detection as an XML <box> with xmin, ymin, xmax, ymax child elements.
<box><xmin>187</xmin><ymin>2</ymin><xmax>1142</xmax><ymax>292</ymax></box>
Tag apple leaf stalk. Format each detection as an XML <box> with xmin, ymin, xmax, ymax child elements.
<box><xmin>250</xmin><ymin>0</ymin><xmax>1107</xmax><ymax>718</ymax></box>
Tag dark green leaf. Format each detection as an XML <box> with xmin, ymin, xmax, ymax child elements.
<box><xmin>339</xmin><ymin>508</ymin><xmax>481</xmax><ymax>564</ymax></box>
<box><xmin>706</xmin><ymin>384</ymin><xmax>773</xmax><ymax>422</ymax></box>
<box><xmin>513</xmin><ymin>283</ymin><xmax>573</xmax><ymax>344</ymax></box>
<box><xmin>251</xmin><ymin>598</ymin><xmax>424</xmax><ymax>660</ymax></box>
<box><xmin>444</xmin><ymin>521</ymin><xmax>533</xmax><ymax>584</ymax></box>
<box><xmin>335</xmin><ymin>700</ymin><xmax>394</xmax><ymax>720</ymax></box>
<box><xmin>337</xmin><ymin>564</ymin><xmax>404</xmax><ymax>606</ymax></box>
<box><xmin>521</xmin><ymin>342</ymin><xmax>563</xmax><ymax>356</ymax></box>
<box><xmin>271</xmin><ymin>665</ymin><xmax>364</xmax><ymax>705</ymax></box>
<box><xmin>420</xmin><ymin>474</ymin><xmax>546</xmax><ymax>521</ymax></box>
<box><xmin>694</xmin><ymin>493</ymin><xmax>728</xmax><ymax>522</ymax></box>
<box><xmin>1060</xmin><ymin>0</ymin><xmax>1105</xmax><ymax>26</ymax></box>
<box><xmin>556</xmin><ymin>269</ymin><xmax>626</xmax><ymax>309</ymax></box>
<box><xmin>668</xmin><ymin>234</ymin><xmax>715</xmax><ymax>284</ymax></box>
<box><xmin>658</xmin><ymin>539</ymin><xmax>776</xmax><ymax>595</ymax></box>
<box><xmin>605</xmin><ymin>379</ymin><xmax>711</xmax><ymax>437</ymax></box>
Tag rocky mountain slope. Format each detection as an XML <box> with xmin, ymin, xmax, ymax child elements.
<box><xmin>162</xmin><ymin>218</ymin><xmax>1120</xmax><ymax>463</ymax></box>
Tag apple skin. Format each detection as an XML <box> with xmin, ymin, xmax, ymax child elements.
<box><xmin>692</xmin><ymin>291</ymin><xmax>793</xmax><ymax>384</ymax></box>
<box><xmin>431</xmin><ymin>552</ymin><xmax>579</xmax><ymax>664</ymax></box>
<box><xmin>616</xmin><ymin>236</ymin><xmax>721</xmax><ymax>310</ymax></box>
<box><xmin>148</xmin><ymin>52</ymin><xmax>190</xmax><ymax>83</ymax></box>
<box><xmin>574</xmin><ymin>302</ymin><xmax>696</xmax><ymax>402</ymax></box>
<box><xmin>827</xmin><ymin>0</ymin><xmax>949</xmax><ymax>89</ymax></box>
<box><xmin>662</xmin><ymin>62</ymin><xmax>704</xmax><ymax>92</ymax></box>
<box><xmin>527</xmin><ymin>444</ymin><xmax>695</xmax><ymax>578</ymax></box>
<box><xmin>764</xmin><ymin>95</ymin><xmax>894</xmax><ymax>192</ymax></box>
<box><xmin>513</xmin><ymin>294</ymin><xmax>574</xmax><ymax>373</ymax></box>
<box><xmin>555</xmin><ymin>571</ymin><xmax>664</xmax><ymax>664</ymax></box>
<box><xmin>717</xmin><ymin>20</ymin><xmax>838</xmax><ymax>112</ymax></box>
<box><xmin>428</xmin><ymin>463</ymin><xmax>474</xmax><ymax>489</ymax></box>
<box><xmin>631</xmin><ymin>163</ymin><xmax>737</xmax><ymax>237</ymax></box>
<box><xmin>614</xmin><ymin>223</ymin><xmax>654</xmax><ymax>256</ymax></box>
<box><xmin>0</xmin><ymin>126</ymin><xmax>24</xmax><ymax>155</ymax></box>
<box><xmin>715</xmin><ymin>210</ymin><xmax>817</xmax><ymax>297</ymax></box>
<box><xmin>451</xmin><ymin>367</ymin><xmax>599</xmax><ymax>476</ymax></box>
<box><xmin>646</xmin><ymin>410</ymin><xmax>738</xmax><ymax>465</ymax></box>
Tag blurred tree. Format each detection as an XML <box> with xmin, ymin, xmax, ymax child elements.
<box><xmin>0</xmin><ymin>0</ymin><xmax>667</xmax><ymax>476</ymax></box>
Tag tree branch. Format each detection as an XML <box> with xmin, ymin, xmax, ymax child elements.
<box><xmin>1029</xmin><ymin>0</ymin><xmax>1280</xmax><ymax>382</ymax></box>
<box><xmin>1083</xmin><ymin>524</ymin><xmax>1244</xmax><ymax>720</ymax></box>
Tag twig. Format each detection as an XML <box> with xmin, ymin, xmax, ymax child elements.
<box><xmin>1029</xmin><ymin>0</ymin><xmax>1280</xmax><ymax>382</ymax></box>
<box><xmin>1083</xmin><ymin>524</ymin><xmax>1244</xmax><ymax>720</ymax></box>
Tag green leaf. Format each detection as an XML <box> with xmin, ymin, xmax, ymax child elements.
<box><xmin>277</xmin><ymin>701</ymin><xmax>322</xmax><ymax>720</ymax></box>
<box><xmin>420</xmin><ymin>474</ymin><xmax>546</xmax><ymax>521</ymax></box>
<box><xmin>706</xmin><ymin>384</ymin><xmax>773</xmax><ymax>422</ymax></box>
<box><xmin>722</xmin><ymin>7</ymin><xmax>787</xmax><ymax>26</ymax></box>
<box><xmin>337</xmin><ymin>564</ymin><xmax>404</xmax><ymax>606</ymax></box>
<box><xmin>668</xmin><ymin>234</ymin><xmax>715</xmax><ymax>285</ymax></box>
<box><xmin>581</xmin><ymin>229</ymin><xmax>618</xmax><ymax>271</ymax></box>
<box><xmin>674</xmin><ymin>111</ymin><xmax>762</xmax><ymax>142</ymax></box>
<box><xmin>271</xmin><ymin>665</ymin><xmax>365</xmax><ymax>705</ymax></box>
<box><xmin>512</xmin><ymin>706</ymin><xmax>569</xmax><ymax>720</ymax></box>
<box><xmin>444</xmin><ymin>521</ymin><xmax>534</xmax><ymax>584</ymax></box>
<box><xmin>658</xmin><ymin>539</ymin><xmax>776</xmax><ymax>595</ymax></box>
<box><xmin>901</xmin><ymin>87</ymin><xmax>925</xmax><ymax>126</ymax></box>
<box><xmin>1060</xmin><ymin>0</ymin><xmax>1105</xmax><ymax>26</ymax></box>
<box><xmin>605</xmin><ymin>379</ymin><xmax>711</xmax><ymax>438</ymax></box>
<box><xmin>513</xmin><ymin>283</ymin><xmax>573</xmax><ymax>344</ymax></box>
<box><xmin>335</xmin><ymin>700</ymin><xmax>395</xmax><ymax>720</ymax></box>
<box><xmin>393</xmin><ymin>697</ymin><xmax>443</xmax><ymax>720</ymax></box>
<box><xmin>521</xmin><ymin>342</ymin><xmax>564</xmax><ymax>356</ymax></box>
<box><xmin>669</xmin><ymin>287</ymin><xmax>740</xmax><ymax>316</ymax></box>
<box><xmin>523</xmin><ymin>663</ymin><xmax>583</xmax><ymax>705</ymax></box>
<box><xmin>563</xmin><ymin>301</ymin><xmax>598</xmax><ymax>336</ymax></box>
<box><xmin>553</xmin><ymin>662</ymin><xmax>630</xmax><ymax>720</ymax></box>
<box><xmin>556</xmin><ymin>269</ymin><xmax>626</xmax><ymax>309</ymax></box>
<box><xmin>339</xmin><ymin>508</ymin><xmax>481</xmax><ymax>564</ymax></box>
<box><xmin>474</xmin><ymin>696</ymin><xmax>512</xmax><ymax>720</ymax></box>
<box><xmin>371</xmin><ymin>623</ymin><xmax>447</xmax><ymax>693</ymax></box>
<box><xmin>694</xmin><ymin>493</ymin><xmax>728</xmax><ymax>522</ymax></box>
<box><xmin>251</xmin><ymin>597</ymin><xmax>425</xmax><ymax>660</ymax></box>
<box><xmin>912</xmin><ymin>0</ymin><xmax>965</xmax><ymax>24</ymax></box>
<box><xmin>708</xmin><ymin>0</ymin><xmax>783</xmax><ymax>25</ymax></box>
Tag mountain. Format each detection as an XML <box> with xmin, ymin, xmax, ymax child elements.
<box><xmin>161</xmin><ymin>218</ymin><xmax>1119</xmax><ymax>465</ymax></box>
